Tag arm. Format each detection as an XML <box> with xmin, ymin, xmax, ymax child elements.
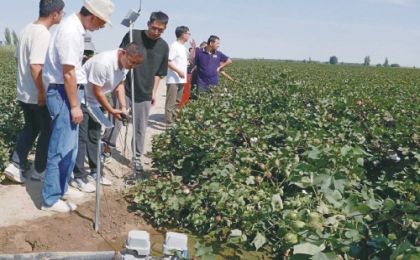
<box><xmin>114</xmin><ymin>81</ymin><xmax>127</xmax><ymax>112</ymax></box>
<box><xmin>63</xmin><ymin>65</ymin><xmax>83</xmax><ymax>124</ymax></box>
<box><xmin>217</xmin><ymin>58</ymin><xmax>233</xmax><ymax>72</ymax></box>
<box><xmin>168</xmin><ymin>60</ymin><xmax>185</xmax><ymax>79</ymax></box>
<box><xmin>151</xmin><ymin>76</ymin><xmax>162</xmax><ymax>106</ymax></box>
<box><xmin>220</xmin><ymin>70</ymin><xmax>235</xmax><ymax>82</ymax></box>
<box><xmin>30</xmin><ymin>64</ymin><xmax>45</xmax><ymax>106</ymax></box>
<box><xmin>92</xmin><ymin>83</ymin><xmax>124</xmax><ymax>120</ymax></box>
<box><xmin>188</xmin><ymin>39</ymin><xmax>196</xmax><ymax>65</ymax></box>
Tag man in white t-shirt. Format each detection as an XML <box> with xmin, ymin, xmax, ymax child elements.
<box><xmin>4</xmin><ymin>0</ymin><xmax>65</xmax><ymax>184</ymax></box>
<box><xmin>41</xmin><ymin>0</ymin><xmax>114</xmax><ymax>213</ymax></box>
<box><xmin>71</xmin><ymin>43</ymin><xmax>143</xmax><ymax>192</ymax></box>
<box><xmin>165</xmin><ymin>26</ymin><xmax>191</xmax><ymax>124</ymax></box>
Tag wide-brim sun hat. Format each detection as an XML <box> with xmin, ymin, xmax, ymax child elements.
<box><xmin>84</xmin><ymin>0</ymin><xmax>115</xmax><ymax>26</ymax></box>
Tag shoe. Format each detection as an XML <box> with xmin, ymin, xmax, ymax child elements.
<box><xmin>88</xmin><ymin>174</ymin><xmax>112</xmax><ymax>186</ymax></box>
<box><xmin>41</xmin><ymin>199</ymin><xmax>74</xmax><ymax>213</ymax></box>
<box><xmin>4</xmin><ymin>163</ymin><xmax>26</xmax><ymax>183</ymax></box>
<box><xmin>31</xmin><ymin>170</ymin><xmax>45</xmax><ymax>182</ymax></box>
<box><xmin>70</xmin><ymin>177</ymin><xmax>96</xmax><ymax>193</ymax></box>
<box><xmin>62</xmin><ymin>186</ymin><xmax>85</xmax><ymax>200</ymax></box>
<box><xmin>134</xmin><ymin>159</ymin><xmax>143</xmax><ymax>173</ymax></box>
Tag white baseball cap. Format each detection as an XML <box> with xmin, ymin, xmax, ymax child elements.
<box><xmin>84</xmin><ymin>0</ymin><xmax>115</xmax><ymax>25</ymax></box>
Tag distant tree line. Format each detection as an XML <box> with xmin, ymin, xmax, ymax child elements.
<box><xmin>327</xmin><ymin>55</ymin><xmax>399</xmax><ymax>67</ymax></box>
<box><xmin>2</xmin><ymin>27</ymin><xmax>19</xmax><ymax>46</ymax></box>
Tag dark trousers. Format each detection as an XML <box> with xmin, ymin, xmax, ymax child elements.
<box><xmin>73</xmin><ymin>105</ymin><xmax>101</xmax><ymax>179</ymax></box>
<box><xmin>11</xmin><ymin>101</ymin><xmax>50</xmax><ymax>173</ymax></box>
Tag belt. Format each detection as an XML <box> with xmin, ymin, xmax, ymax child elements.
<box><xmin>49</xmin><ymin>84</ymin><xmax>85</xmax><ymax>89</ymax></box>
<box><xmin>48</xmin><ymin>83</ymin><xmax>64</xmax><ymax>89</ymax></box>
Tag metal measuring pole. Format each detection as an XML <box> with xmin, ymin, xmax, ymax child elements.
<box><xmin>95</xmin><ymin>139</ymin><xmax>102</xmax><ymax>232</ymax></box>
<box><xmin>121</xmin><ymin>1</ymin><xmax>141</xmax><ymax>178</ymax></box>
<box><xmin>129</xmin><ymin>22</ymin><xmax>137</xmax><ymax>178</ymax></box>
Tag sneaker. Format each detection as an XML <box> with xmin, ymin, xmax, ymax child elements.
<box><xmin>70</xmin><ymin>178</ymin><xmax>96</xmax><ymax>193</ymax></box>
<box><xmin>88</xmin><ymin>174</ymin><xmax>112</xmax><ymax>186</ymax></box>
<box><xmin>62</xmin><ymin>187</ymin><xmax>85</xmax><ymax>200</ymax></box>
<box><xmin>31</xmin><ymin>170</ymin><xmax>45</xmax><ymax>182</ymax></box>
<box><xmin>41</xmin><ymin>199</ymin><xmax>75</xmax><ymax>213</ymax></box>
<box><xmin>4</xmin><ymin>163</ymin><xmax>26</xmax><ymax>183</ymax></box>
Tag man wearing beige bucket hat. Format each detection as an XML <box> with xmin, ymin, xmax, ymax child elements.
<box><xmin>41</xmin><ymin>0</ymin><xmax>114</xmax><ymax>213</ymax></box>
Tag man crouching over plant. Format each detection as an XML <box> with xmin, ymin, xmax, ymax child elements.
<box><xmin>70</xmin><ymin>43</ymin><xmax>143</xmax><ymax>193</ymax></box>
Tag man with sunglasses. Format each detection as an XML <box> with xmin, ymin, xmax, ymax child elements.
<box><xmin>71</xmin><ymin>43</ymin><xmax>143</xmax><ymax>192</ymax></box>
<box><xmin>41</xmin><ymin>0</ymin><xmax>115</xmax><ymax>213</ymax></box>
<box><xmin>102</xmin><ymin>11</ymin><xmax>169</xmax><ymax>176</ymax></box>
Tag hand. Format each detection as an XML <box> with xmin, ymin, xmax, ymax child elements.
<box><xmin>37</xmin><ymin>92</ymin><xmax>46</xmax><ymax>107</ymax></box>
<box><xmin>120</xmin><ymin>106</ymin><xmax>128</xmax><ymax>115</ymax></box>
<box><xmin>151</xmin><ymin>96</ymin><xmax>156</xmax><ymax>106</ymax></box>
<box><xmin>71</xmin><ymin>106</ymin><xmax>83</xmax><ymax>124</ymax></box>
<box><xmin>190</xmin><ymin>39</ymin><xmax>196</xmax><ymax>49</ymax></box>
<box><xmin>111</xmin><ymin>108</ymin><xmax>124</xmax><ymax>120</ymax></box>
<box><xmin>217</xmin><ymin>66</ymin><xmax>221</xmax><ymax>73</ymax></box>
<box><xmin>177</xmin><ymin>71</ymin><xmax>186</xmax><ymax>79</ymax></box>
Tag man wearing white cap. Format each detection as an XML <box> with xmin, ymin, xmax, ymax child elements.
<box><xmin>41</xmin><ymin>0</ymin><xmax>114</xmax><ymax>213</ymax></box>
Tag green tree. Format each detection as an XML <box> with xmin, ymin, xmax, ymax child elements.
<box><xmin>383</xmin><ymin>57</ymin><xmax>389</xmax><ymax>67</ymax></box>
<box><xmin>12</xmin><ymin>30</ymin><xmax>19</xmax><ymax>46</ymax></box>
<box><xmin>329</xmin><ymin>56</ymin><xmax>338</xmax><ymax>65</ymax></box>
<box><xmin>363</xmin><ymin>56</ymin><xmax>370</xmax><ymax>66</ymax></box>
<box><xmin>4</xmin><ymin>27</ymin><xmax>11</xmax><ymax>45</ymax></box>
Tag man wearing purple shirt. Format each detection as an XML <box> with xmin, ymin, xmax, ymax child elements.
<box><xmin>193</xmin><ymin>35</ymin><xmax>232</xmax><ymax>92</ymax></box>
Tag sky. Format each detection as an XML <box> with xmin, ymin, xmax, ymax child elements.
<box><xmin>0</xmin><ymin>0</ymin><xmax>419</xmax><ymax>67</ymax></box>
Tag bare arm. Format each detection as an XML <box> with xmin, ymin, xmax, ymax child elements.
<box><xmin>189</xmin><ymin>39</ymin><xmax>196</xmax><ymax>65</ymax></box>
<box><xmin>114</xmin><ymin>81</ymin><xmax>127</xmax><ymax>112</ymax></box>
<box><xmin>63</xmin><ymin>65</ymin><xmax>83</xmax><ymax>124</ymax></box>
<box><xmin>30</xmin><ymin>64</ymin><xmax>45</xmax><ymax>106</ymax></box>
<box><xmin>217</xmin><ymin>58</ymin><xmax>233</xmax><ymax>72</ymax></box>
<box><xmin>92</xmin><ymin>82</ymin><xmax>124</xmax><ymax>120</ymax></box>
<box><xmin>151</xmin><ymin>76</ymin><xmax>162</xmax><ymax>106</ymax></box>
<box><xmin>168</xmin><ymin>60</ymin><xmax>185</xmax><ymax>79</ymax></box>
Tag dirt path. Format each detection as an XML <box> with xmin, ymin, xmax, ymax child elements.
<box><xmin>0</xmin><ymin>81</ymin><xmax>170</xmax><ymax>254</ymax></box>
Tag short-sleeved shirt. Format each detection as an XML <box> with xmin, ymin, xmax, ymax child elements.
<box><xmin>16</xmin><ymin>23</ymin><xmax>50</xmax><ymax>104</ymax></box>
<box><xmin>195</xmin><ymin>47</ymin><xmax>228</xmax><ymax>87</ymax></box>
<box><xmin>43</xmin><ymin>13</ymin><xmax>86</xmax><ymax>86</ymax></box>
<box><xmin>166</xmin><ymin>41</ymin><xmax>188</xmax><ymax>84</ymax></box>
<box><xmin>83</xmin><ymin>49</ymin><xmax>127</xmax><ymax>107</ymax></box>
<box><xmin>121</xmin><ymin>30</ymin><xmax>169</xmax><ymax>103</ymax></box>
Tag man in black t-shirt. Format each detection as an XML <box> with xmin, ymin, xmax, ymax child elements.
<box><xmin>102</xmin><ymin>11</ymin><xmax>169</xmax><ymax>174</ymax></box>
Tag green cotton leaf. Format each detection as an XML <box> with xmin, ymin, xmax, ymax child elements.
<box><xmin>252</xmin><ymin>232</ymin><xmax>267</xmax><ymax>250</ymax></box>
<box><xmin>307</xmin><ymin>147</ymin><xmax>321</xmax><ymax>160</ymax></box>
<box><xmin>345</xmin><ymin>229</ymin><xmax>362</xmax><ymax>241</ymax></box>
<box><xmin>324</xmin><ymin>190</ymin><xmax>343</xmax><ymax>208</ymax></box>
<box><xmin>357</xmin><ymin>157</ymin><xmax>364</xmax><ymax>166</ymax></box>
<box><xmin>366</xmin><ymin>198</ymin><xmax>382</xmax><ymax>210</ymax></box>
<box><xmin>312</xmin><ymin>252</ymin><xmax>336</xmax><ymax>260</ymax></box>
<box><xmin>341</xmin><ymin>145</ymin><xmax>352</xmax><ymax>157</ymax></box>
<box><xmin>293</xmin><ymin>242</ymin><xmax>325</xmax><ymax>255</ymax></box>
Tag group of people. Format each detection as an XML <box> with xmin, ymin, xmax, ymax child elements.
<box><xmin>4</xmin><ymin>0</ymin><xmax>233</xmax><ymax>213</ymax></box>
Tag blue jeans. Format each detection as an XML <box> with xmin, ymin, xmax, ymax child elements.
<box><xmin>11</xmin><ymin>102</ymin><xmax>50</xmax><ymax>172</ymax></box>
<box><xmin>42</xmin><ymin>84</ymin><xmax>79</xmax><ymax>206</ymax></box>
